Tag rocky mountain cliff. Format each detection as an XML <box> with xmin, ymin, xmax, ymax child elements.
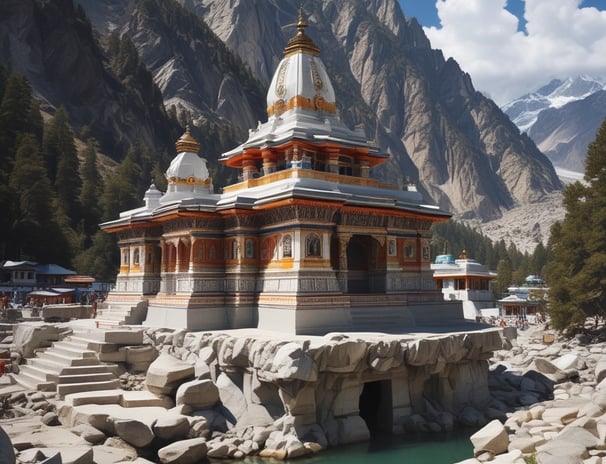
<box><xmin>3</xmin><ymin>0</ymin><xmax>562</xmax><ymax>222</ymax></box>
<box><xmin>529</xmin><ymin>90</ymin><xmax>606</xmax><ymax>173</ymax></box>
<box><xmin>502</xmin><ymin>77</ymin><xmax>606</xmax><ymax>172</ymax></box>
<box><xmin>169</xmin><ymin>0</ymin><xmax>563</xmax><ymax>220</ymax></box>
<box><xmin>0</xmin><ymin>0</ymin><xmax>175</xmax><ymax>159</ymax></box>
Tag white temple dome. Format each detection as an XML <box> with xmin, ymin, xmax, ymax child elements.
<box><xmin>266</xmin><ymin>11</ymin><xmax>336</xmax><ymax>119</ymax></box>
<box><xmin>160</xmin><ymin>127</ymin><xmax>213</xmax><ymax>204</ymax></box>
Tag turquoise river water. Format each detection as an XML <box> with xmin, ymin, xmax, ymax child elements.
<box><xmin>241</xmin><ymin>428</ymin><xmax>476</xmax><ymax>464</ymax></box>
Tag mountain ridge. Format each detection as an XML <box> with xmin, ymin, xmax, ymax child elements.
<box><xmin>2</xmin><ymin>0</ymin><xmax>563</xmax><ymax>223</ymax></box>
<box><xmin>502</xmin><ymin>76</ymin><xmax>606</xmax><ymax>172</ymax></box>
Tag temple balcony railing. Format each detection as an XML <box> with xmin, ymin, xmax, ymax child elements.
<box><xmin>223</xmin><ymin>167</ymin><xmax>397</xmax><ymax>193</ymax></box>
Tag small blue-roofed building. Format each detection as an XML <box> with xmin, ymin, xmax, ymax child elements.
<box><xmin>431</xmin><ymin>250</ymin><xmax>497</xmax><ymax>320</ymax></box>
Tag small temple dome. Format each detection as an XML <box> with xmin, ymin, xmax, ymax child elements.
<box><xmin>143</xmin><ymin>182</ymin><xmax>162</xmax><ymax>210</ymax></box>
<box><xmin>160</xmin><ymin>127</ymin><xmax>212</xmax><ymax>204</ymax></box>
<box><xmin>266</xmin><ymin>9</ymin><xmax>336</xmax><ymax>119</ymax></box>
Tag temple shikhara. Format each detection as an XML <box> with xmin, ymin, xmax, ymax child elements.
<box><xmin>100</xmin><ymin>14</ymin><xmax>460</xmax><ymax>334</ymax></box>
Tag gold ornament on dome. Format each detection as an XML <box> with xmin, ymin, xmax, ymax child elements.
<box><xmin>267</xmin><ymin>95</ymin><xmax>336</xmax><ymax>117</ymax></box>
<box><xmin>310</xmin><ymin>59</ymin><xmax>323</xmax><ymax>91</ymax></box>
<box><xmin>275</xmin><ymin>61</ymin><xmax>289</xmax><ymax>98</ymax></box>
<box><xmin>283</xmin><ymin>8</ymin><xmax>320</xmax><ymax>57</ymax></box>
<box><xmin>175</xmin><ymin>125</ymin><xmax>201</xmax><ymax>153</ymax></box>
<box><xmin>167</xmin><ymin>176</ymin><xmax>211</xmax><ymax>187</ymax></box>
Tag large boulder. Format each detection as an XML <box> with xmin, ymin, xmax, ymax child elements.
<box><xmin>261</xmin><ymin>342</ymin><xmax>318</xmax><ymax>382</ymax></box>
<box><xmin>0</xmin><ymin>425</ymin><xmax>15</xmax><ymax>464</ymax></box>
<box><xmin>157</xmin><ymin>437</ymin><xmax>208</xmax><ymax>464</ymax></box>
<box><xmin>152</xmin><ymin>415</ymin><xmax>191</xmax><ymax>441</ymax></box>
<box><xmin>470</xmin><ymin>419</ymin><xmax>509</xmax><ymax>457</ymax></box>
<box><xmin>146</xmin><ymin>354</ymin><xmax>195</xmax><ymax>395</ymax></box>
<box><xmin>113</xmin><ymin>418</ymin><xmax>155</xmax><ymax>448</ymax></box>
<box><xmin>175</xmin><ymin>379</ymin><xmax>219</xmax><ymax>409</ymax></box>
<box><xmin>13</xmin><ymin>324</ymin><xmax>63</xmax><ymax>358</ymax></box>
<box><xmin>216</xmin><ymin>373</ymin><xmax>247</xmax><ymax>426</ymax></box>
<box><xmin>320</xmin><ymin>338</ymin><xmax>368</xmax><ymax>373</ymax></box>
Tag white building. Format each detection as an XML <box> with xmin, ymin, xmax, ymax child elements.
<box><xmin>431</xmin><ymin>252</ymin><xmax>497</xmax><ymax>320</ymax></box>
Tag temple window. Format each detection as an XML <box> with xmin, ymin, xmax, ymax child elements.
<box><xmin>388</xmin><ymin>240</ymin><xmax>396</xmax><ymax>256</ymax></box>
<box><xmin>404</xmin><ymin>241</ymin><xmax>416</xmax><ymax>259</ymax></box>
<box><xmin>305</xmin><ymin>233</ymin><xmax>321</xmax><ymax>257</ymax></box>
<box><xmin>194</xmin><ymin>241</ymin><xmax>204</xmax><ymax>261</ymax></box>
<box><xmin>231</xmin><ymin>239</ymin><xmax>238</xmax><ymax>259</ymax></box>
<box><xmin>133</xmin><ymin>248</ymin><xmax>140</xmax><ymax>266</ymax></box>
<box><xmin>245</xmin><ymin>239</ymin><xmax>255</xmax><ymax>258</ymax></box>
<box><xmin>282</xmin><ymin>235</ymin><xmax>292</xmax><ymax>258</ymax></box>
<box><xmin>422</xmin><ymin>244</ymin><xmax>430</xmax><ymax>260</ymax></box>
<box><xmin>122</xmin><ymin>250</ymin><xmax>130</xmax><ymax>265</ymax></box>
<box><xmin>338</xmin><ymin>155</ymin><xmax>353</xmax><ymax>176</ymax></box>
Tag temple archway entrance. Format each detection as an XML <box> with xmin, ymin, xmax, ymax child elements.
<box><xmin>346</xmin><ymin>235</ymin><xmax>386</xmax><ymax>293</ymax></box>
<box><xmin>359</xmin><ymin>380</ymin><xmax>393</xmax><ymax>435</ymax></box>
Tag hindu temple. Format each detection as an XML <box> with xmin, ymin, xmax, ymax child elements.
<box><xmin>100</xmin><ymin>13</ymin><xmax>463</xmax><ymax>334</ymax></box>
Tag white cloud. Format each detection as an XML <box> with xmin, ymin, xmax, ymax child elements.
<box><xmin>424</xmin><ymin>0</ymin><xmax>606</xmax><ymax>105</ymax></box>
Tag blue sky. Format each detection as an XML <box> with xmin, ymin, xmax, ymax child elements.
<box><xmin>397</xmin><ymin>0</ymin><xmax>606</xmax><ymax>105</ymax></box>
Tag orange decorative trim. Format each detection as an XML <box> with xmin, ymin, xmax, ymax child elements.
<box><xmin>167</xmin><ymin>176</ymin><xmax>211</xmax><ymax>187</ymax></box>
<box><xmin>267</xmin><ymin>95</ymin><xmax>336</xmax><ymax>117</ymax></box>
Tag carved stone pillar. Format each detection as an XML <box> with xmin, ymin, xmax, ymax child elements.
<box><xmin>262</xmin><ymin>149</ymin><xmax>276</xmax><ymax>174</ymax></box>
<box><xmin>242</xmin><ymin>158</ymin><xmax>257</xmax><ymax>180</ymax></box>
<box><xmin>328</xmin><ymin>151</ymin><xmax>339</xmax><ymax>174</ymax></box>
<box><xmin>337</xmin><ymin>234</ymin><xmax>350</xmax><ymax>292</ymax></box>
<box><xmin>360</xmin><ymin>159</ymin><xmax>370</xmax><ymax>178</ymax></box>
<box><xmin>160</xmin><ymin>240</ymin><xmax>167</xmax><ymax>273</ymax></box>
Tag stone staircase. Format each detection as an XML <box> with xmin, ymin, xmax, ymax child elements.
<box><xmin>349</xmin><ymin>306</ymin><xmax>416</xmax><ymax>332</ymax></box>
<box><xmin>95</xmin><ymin>300</ymin><xmax>148</xmax><ymax>328</ymax></box>
<box><xmin>13</xmin><ymin>327</ymin><xmax>149</xmax><ymax>398</ymax></box>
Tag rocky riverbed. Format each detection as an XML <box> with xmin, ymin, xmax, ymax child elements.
<box><xmin>1</xmin><ymin>321</ymin><xmax>605</xmax><ymax>464</ymax></box>
<box><xmin>459</xmin><ymin>322</ymin><xmax>606</xmax><ymax>464</ymax></box>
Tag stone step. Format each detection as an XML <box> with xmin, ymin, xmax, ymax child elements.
<box><xmin>73</xmin><ymin>328</ymin><xmax>144</xmax><ymax>345</ymax></box>
<box><xmin>28</xmin><ymin>359</ymin><xmax>118</xmax><ymax>377</ymax></box>
<box><xmin>13</xmin><ymin>371</ymin><xmax>56</xmax><ymax>392</ymax></box>
<box><xmin>18</xmin><ymin>364</ymin><xmax>115</xmax><ymax>385</ymax></box>
<box><xmin>68</xmin><ymin>336</ymin><xmax>120</xmax><ymax>353</ymax></box>
<box><xmin>95</xmin><ymin>320</ymin><xmax>125</xmax><ymax>329</ymax></box>
<box><xmin>121</xmin><ymin>391</ymin><xmax>167</xmax><ymax>408</ymax></box>
<box><xmin>50</xmin><ymin>342</ymin><xmax>98</xmax><ymax>359</ymax></box>
<box><xmin>18</xmin><ymin>364</ymin><xmax>54</xmax><ymax>382</ymax></box>
<box><xmin>37</xmin><ymin>351</ymin><xmax>101</xmax><ymax>367</ymax></box>
<box><xmin>57</xmin><ymin>379</ymin><xmax>121</xmax><ymax>397</ymax></box>
<box><xmin>63</xmin><ymin>390</ymin><xmax>167</xmax><ymax>408</ymax></box>
<box><xmin>95</xmin><ymin>311</ymin><xmax>130</xmax><ymax>320</ymax></box>
<box><xmin>29</xmin><ymin>357</ymin><xmax>68</xmax><ymax>373</ymax></box>
<box><xmin>55</xmin><ymin>372</ymin><xmax>116</xmax><ymax>384</ymax></box>
<box><xmin>60</xmin><ymin>364</ymin><xmax>120</xmax><ymax>376</ymax></box>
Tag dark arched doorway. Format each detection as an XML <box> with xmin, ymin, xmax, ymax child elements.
<box><xmin>359</xmin><ymin>380</ymin><xmax>393</xmax><ymax>435</ymax></box>
<box><xmin>346</xmin><ymin>235</ymin><xmax>386</xmax><ymax>293</ymax></box>
<box><xmin>347</xmin><ymin>235</ymin><xmax>371</xmax><ymax>293</ymax></box>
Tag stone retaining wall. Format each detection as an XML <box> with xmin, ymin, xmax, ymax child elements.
<box><xmin>152</xmin><ymin>327</ymin><xmax>504</xmax><ymax>447</ymax></box>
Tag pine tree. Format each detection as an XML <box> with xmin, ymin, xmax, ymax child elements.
<box><xmin>494</xmin><ymin>258</ymin><xmax>513</xmax><ymax>297</ymax></box>
<box><xmin>545</xmin><ymin>118</ymin><xmax>606</xmax><ymax>330</ymax></box>
<box><xmin>79</xmin><ymin>138</ymin><xmax>103</xmax><ymax>238</ymax></box>
<box><xmin>8</xmin><ymin>135</ymin><xmax>66</xmax><ymax>262</ymax></box>
<box><xmin>44</xmin><ymin>106</ymin><xmax>82</xmax><ymax>223</ymax></box>
<box><xmin>100</xmin><ymin>148</ymin><xmax>144</xmax><ymax>221</ymax></box>
<box><xmin>0</xmin><ymin>74</ymin><xmax>35</xmax><ymax>180</ymax></box>
<box><xmin>73</xmin><ymin>230</ymin><xmax>119</xmax><ymax>281</ymax></box>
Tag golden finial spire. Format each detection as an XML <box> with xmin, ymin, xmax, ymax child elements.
<box><xmin>175</xmin><ymin>124</ymin><xmax>201</xmax><ymax>154</ymax></box>
<box><xmin>283</xmin><ymin>6</ymin><xmax>320</xmax><ymax>57</ymax></box>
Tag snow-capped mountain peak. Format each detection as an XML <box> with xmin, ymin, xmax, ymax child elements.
<box><xmin>502</xmin><ymin>76</ymin><xmax>606</xmax><ymax>132</ymax></box>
